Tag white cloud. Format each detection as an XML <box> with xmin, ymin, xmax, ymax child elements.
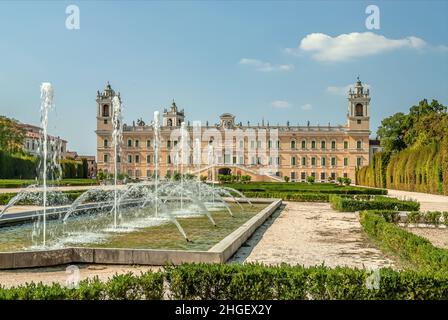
<box><xmin>286</xmin><ymin>32</ymin><xmax>427</xmax><ymax>62</ymax></box>
<box><xmin>326</xmin><ymin>83</ymin><xmax>371</xmax><ymax>96</ymax></box>
<box><xmin>300</xmin><ymin>103</ymin><xmax>312</xmax><ymax>111</ymax></box>
<box><xmin>239</xmin><ymin>58</ymin><xmax>294</xmax><ymax>72</ymax></box>
<box><xmin>271</xmin><ymin>100</ymin><xmax>291</xmax><ymax>108</ymax></box>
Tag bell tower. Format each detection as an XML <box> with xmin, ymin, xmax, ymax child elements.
<box><xmin>162</xmin><ymin>100</ymin><xmax>185</xmax><ymax>127</ymax></box>
<box><xmin>96</xmin><ymin>81</ymin><xmax>117</xmax><ymax>131</ymax></box>
<box><xmin>347</xmin><ymin>77</ymin><xmax>370</xmax><ymax>131</ymax></box>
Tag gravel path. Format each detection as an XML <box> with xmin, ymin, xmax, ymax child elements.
<box><xmin>230</xmin><ymin>202</ymin><xmax>395</xmax><ymax>269</ymax></box>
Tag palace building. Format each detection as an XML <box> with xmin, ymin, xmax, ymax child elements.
<box><xmin>95</xmin><ymin>78</ymin><xmax>372</xmax><ymax>182</ymax></box>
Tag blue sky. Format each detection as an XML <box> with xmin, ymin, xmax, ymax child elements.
<box><xmin>0</xmin><ymin>0</ymin><xmax>447</xmax><ymax>155</ymax></box>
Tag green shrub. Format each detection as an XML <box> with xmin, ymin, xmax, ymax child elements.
<box><xmin>329</xmin><ymin>195</ymin><xmax>420</xmax><ymax>212</ymax></box>
<box><xmin>306</xmin><ymin>175</ymin><xmax>315</xmax><ymax>184</ymax></box>
<box><xmin>242</xmin><ymin>191</ymin><xmax>329</xmax><ymax>202</ymax></box>
<box><xmin>1</xmin><ymin>264</ymin><xmax>447</xmax><ymax>300</ymax></box>
<box><xmin>360</xmin><ymin>211</ymin><xmax>448</xmax><ymax>272</ymax></box>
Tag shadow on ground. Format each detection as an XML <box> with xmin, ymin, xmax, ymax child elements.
<box><xmin>227</xmin><ymin>204</ymin><xmax>286</xmax><ymax>263</ymax></box>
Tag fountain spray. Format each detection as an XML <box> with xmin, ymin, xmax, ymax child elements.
<box><xmin>112</xmin><ymin>95</ymin><xmax>123</xmax><ymax>228</ymax></box>
<box><xmin>40</xmin><ymin>82</ymin><xmax>54</xmax><ymax>247</ymax></box>
<box><xmin>153</xmin><ymin>111</ymin><xmax>160</xmax><ymax>218</ymax></box>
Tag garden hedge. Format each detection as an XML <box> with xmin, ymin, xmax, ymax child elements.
<box><xmin>1</xmin><ymin>264</ymin><xmax>447</xmax><ymax>300</ymax></box>
<box><xmin>329</xmin><ymin>195</ymin><xmax>420</xmax><ymax>212</ymax></box>
<box><xmin>360</xmin><ymin>211</ymin><xmax>448</xmax><ymax>272</ymax></box>
<box><xmin>357</xmin><ymin>138</ymin><xmax>448</xmax><ymax>195</ymax></box>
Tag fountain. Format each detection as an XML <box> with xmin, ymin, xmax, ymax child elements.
<box><xmin>39</xmin><ymin>82</ymin><xmax>54</xmax><ymax>247</ymax></box>
<box><xmin>0</xmin><ymin>87</ymin><xmax>267</xmax><ymax>254</ymax></box>
<box><xmin>111</xmin><ymin>95</ymin><xmax>123</xmax><ymax>228</ymax></box>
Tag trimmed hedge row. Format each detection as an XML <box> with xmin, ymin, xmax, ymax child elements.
<box><xmin>360</xmin><ymin>211</ymin><xmax>448</xmax><ymax>272</ymax></box>
<box><xmin>0</xmin><ymin>271</ymin><xmax>164</xmax><ymax>300</ymax></box>
<box><xmin>370</xmin><ymin>210</ymin><xmax>448</xmax><ymax>226</ymax></box>
<box><xmin>329</xmin><ymin>195</ymin><xmax>420</xmax><ymax>212</ymax></box>
<box><xmin>242</xmin><ymin>191</ymin><xmax>329</xmax><ymax>202</ymax></box>
<box><xmin>0</xmin><ymin>151</ymin><xmax>37</xmax><ymax>179</ymax></box>
<box><xmin>357</xmin><ymin>137</ymin><xmax>448</xmax><ymax>195</ymax></box>
<box><xmin>1</xmin><ymin>264</ymin><xmax>447</xmax><ymax>300</ymax></box>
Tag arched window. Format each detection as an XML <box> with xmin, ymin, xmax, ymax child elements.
<box><xmin>102</xmin><ymin>104</ymin><xmax>109</xmax><ymax>117</ymax></box>
<box><xmin>357</xmin><ymin>140</ymin><xmax>362</xmax><ymax>149</ymax></box>
<box><xmin>291</xmin><ymin>156</ymin><xmax>296</xmax><ymax>166</ymax></box>
<box><xmin>291</xmin><ymin>140</ymin><xmax>296</xmax><ymax>149</ymax></box>
<box><xmin>167</xmin><ymin>119</ymin><xmax>173</xmax><ymax>127</ymax></box>
<box><xmin>355</xmin><ymin>103</ymin><xmax>363</xmax><ymax>116</ymax></box>
<box><xmin>311</xmin><ymin>140</ymin><xmax>316</xmax><ymax>149</ymax></box>
<box><xmin>301</xmin><ymin>139</ymin><xmax>306</xmax><ymax>150</ymax></box>
<box><xmin>321</xmin><ymin>140</ymin><xmax>326</xmax><ymax>150</ymax></box>
<box><xmin>104</xmin><ymin>139</ymin><xmax>108</xmax><ymax>148</ymax></box>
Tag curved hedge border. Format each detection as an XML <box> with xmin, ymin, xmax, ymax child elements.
<box><xmin>329</xmin><ymin>195</ymin><xmax>420</xmax><ymax>212</ymax></box>
<box><xmin>360</xmin><ymin>211</ymin><xmax>448</xmax><ymax>272</ymax></box>
<box><xmin>1</xmin><ymin>264</ymin><xmax>447</xmax><ymax>300</ymax></box>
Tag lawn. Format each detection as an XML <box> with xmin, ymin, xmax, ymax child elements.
<box><xmin>223</xmin><ymin>182</ymin><xmax>386</xmax><ymax>195</ymax></box>
<box><xmin>0</xmin><ymin>179</ymin><xmax>99</xmax><ymax>188</ymax></box>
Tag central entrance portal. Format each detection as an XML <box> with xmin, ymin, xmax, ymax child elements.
<box><xmin>218</xmin><ymin>167</ymin><xmax>232</xmax><ymax>176</ymax></box>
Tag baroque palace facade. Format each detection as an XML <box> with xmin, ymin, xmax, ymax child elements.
<box><xmin>96</xmin><ymin>79</ymin><xmax>371</xmax><ymax>182</ymax></box>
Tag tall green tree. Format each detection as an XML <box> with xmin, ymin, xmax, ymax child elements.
<box><xmin>0</xmin><ymin>116</ymin><xmax>25</xmax><ymax>154</ymax></box>
<box><xmin>376</xmin><ymin>112</ymin><xmax>407</xmax><ymax>154</ymax></box>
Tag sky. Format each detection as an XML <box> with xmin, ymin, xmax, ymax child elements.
<box><xmin>0</xmin><ymin>0</ymin><xmax>447</xmax><ymax>155</ymax></box>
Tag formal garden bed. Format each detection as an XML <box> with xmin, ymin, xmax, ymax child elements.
<box><xmin>329</xmin><ymin>195</ymin><xmax>420</xmax><ymax>212</ymax></box>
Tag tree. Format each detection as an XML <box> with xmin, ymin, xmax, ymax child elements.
<box><xmin>376</xmin><ymin>112</ymin><xmax>407</xmax><ymax>154</ymax></box>
<box><xmin>306</xmin><ymin>175</ymin><xmax>315</xmax><ymax>184</ymax></box>
<box><xmin>0</xmin><ymin>116</ymin><xmax>25</xmax><ymax>154</ymax></box>
<box><xmin>81</xmin><ymin>158</ymin><xmax>89</xmax><ymax>178</ymax></box>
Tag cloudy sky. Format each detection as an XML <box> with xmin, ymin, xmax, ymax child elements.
<box><xmin>0</xmin><ymin>1</ymin><xmax>447</xmax><ymax>155</ymax></box>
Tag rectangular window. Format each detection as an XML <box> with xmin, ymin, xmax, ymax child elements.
<box><xmin>117</xmin><ymin>155</ymin><xmax>121</xmax><ymax>163</ymax></box>
<box><xmin>251</xmin><ymin>156</ymin><xmax>256</xmax><ymax>165</ymax></box>
<box><xmin>146</xmin><ymin>140</ymin><xmax>151</xmax><ymax>148</ymax></box>
<box><xmin>146</xmin><ymin>155</ymin><xmax>151</xmax><ymax>163</ymax></box>
<box><xmin>167</xmin><ymin>155</ymin><xmax>172</xmax><ymax>164</ymax></box>
<box><xmin>331</xmin><ymin>141</ymin><xmax>336</xmax><ymax>150</ymax></box>
<box><xmin>331</xmin><ymin>172</ymin><xmax>336</xmax><ymax>180</ymax></box>
<box><xmin>344</xmin><ymin>172</ymin><xmax>348</xmax><ymax>178</ymax></box>
<box><xmin>301</xmin><ymin>156</ymin><xmax>306</xmax><ymax>166</ymax></box>
<box><xmin>291</xmin><ymin>172</ymin><xmax>296</xmax><ymax>181</ymax></box>
<box><xmin>311</xmin><ymin>157</ymin><xmax>316</xmax><ymax>166</ymax></box>
<box><xmin>320</xmin><ymin>172</ymin><xmax>326</xmax><ymax>181</ymax></box>
<box><xmin>301</xmin><ymin>172</ymin><xmax>306</xmax><ymax>181</ymax></box>
<box><xmin>146</xmin><ymin>170</ymin><xmax>152</xmax><ymax>177</ymax></box>
<box><xmin>344</xmin><ymin>157</ymin><xmax>348</xmax><ymax>167</ymax></box>
<box><xmin>128</xmin><ymin>139</ymin><xmax>132</xmax><ymax>147</ymax></box>
<box><xmin>104</xmin><ymin>154</ymin><xmax>109</xmax><ymax>163</ymax></box>
<box><xmin>311</xmin><ymin>172</ymin><xmax>316</xmax><ymax>178</ymax></box>
<box><xmin>239</xmin><ymin>156</ymin><xmax>244</xmax><ymax>164</ymax></box>
<box><xmin>357</xmin><ymin>141</ymin><xmax>362</xmax><ymax>149</ymax></box>
<box><xmin>104</xmin><ymin>119</ymin><xmax>108</xmax><ymax>124</ymax></box>
<box><xmin>344</xmin><ymin>141</ymin><xmax>348</xmax><ymax>149</ymax></box>
<box><xmin>321</xmin><ymin>157</ymin><xmax>326</xmax><ymax>166</ymax></box>
<box><xmin>135</xmin><ymin>140</ymin><xmax>139</xmax><ymax>148</ymax></box>
<box><xmin>311</xmin><ymin>141</ymin><xmax>316</xmax><ymax>149</ymax></box>
<box><xmin>128</xmin><ymin>155</ymin><xmax>132</xmax><ymax>163</ymax></box>
<box><xmin>331</xmin><ymin>157</ymin><xmax>336</xmax><ymax>166</ymax></box>
<box><xmin>104</xmin><ymin>139</ymin><xmax>108</xmax><ymax>148</ymax></box>
<box><xmin>135</xmin><ymin>155</ymin><xmax>140</xmax><ymax>163</ymax></box>
<box><xmin>135</xmin><ymin>169</ymin><xmax>141</xmax><ymax>178</ymax></box>
<box><xmin>291</xmin><ymin>156</ymin><xmax>296</xmax><ymax>166</ymax></box>
<box><xmin>167</xmin><ymin>141</ymin><xmax>171</xmax><ymax>148</ymax></box>
<box><xmin>127</xmin><ymin>169</ymin><xmax>132</xmax><ymax>177</ymax></box>
<box><xmin>276</xmin><ymin>140</ymin><xmax>280</xmax><ymax>149</ymax></box>
<box><xmin>321</xmin><ymin>141</ymin><xmax>326</xmax><ymax>149</ymax></box>
<box><xmin>357</xmin><ymin>157</ymin><xmax>363</xmax><ymax>167</ymax></box>
<box><xmin>301</xmin><ymin>140</ymin><xmax>306</xmax><ymax>150</ymax></box>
